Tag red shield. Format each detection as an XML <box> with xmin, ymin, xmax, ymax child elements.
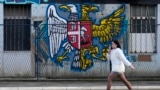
<box><xmin>67</xmin><ymin>21</ymin><xmax>92</xmax><ymax>49</ymax></box>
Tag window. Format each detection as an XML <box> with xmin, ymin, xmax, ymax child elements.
<box><xmin>130</xmin><ymin>5</ymin><xmax>157</xmax><ymax>53</ymax></box>
<box><xmin>4</xmin><ymin>5</ymin><xmax>31</xmax><ymax>51</ymax></box>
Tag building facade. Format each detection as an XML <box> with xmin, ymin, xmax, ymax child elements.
<box><xmin>0</xmin><ymin>0</ymin><xmax>160</xmax><ymax>78</ymax></box>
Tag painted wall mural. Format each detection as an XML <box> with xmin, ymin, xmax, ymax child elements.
<box><xmin>35</xmin><ymin>4</ymin><xmax>128</xmax><ymax>71</ymax></box>
<box><xmin>0</xmin><ymin>0</ymin><xmax>40</xmax><ymax>4</ymax></box>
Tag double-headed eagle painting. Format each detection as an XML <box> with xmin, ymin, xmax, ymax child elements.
<box><xmin>37</xmin><ymin>4</ymin><xmax>127</xmax><ymax>71</ymax></box>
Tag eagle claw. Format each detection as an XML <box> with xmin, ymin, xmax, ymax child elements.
<box><xmin>57</xmin><ymin>56</ymin><xmax>67</xmax><ymax>63</ymax></box>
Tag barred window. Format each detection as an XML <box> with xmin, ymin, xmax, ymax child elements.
<box><xmin>130</xmin><ymin>5</ymin><xmax>157</xmax><ymax>53</ymax></box>
<box><xmin>4</xmin><ymin>5</ymin><xmax>31</xmax><ymax>51</ymax></box>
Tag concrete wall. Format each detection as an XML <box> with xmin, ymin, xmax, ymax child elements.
<box><xmin>0</xmin><ymin>3</ymin><xmax>3</xmax><ymax>76</ymax></box>
<box><xmin>3</xmin><ymin>52</ymin><xmax>33</xmax><ymax>77</ymax></box>
<box><xmin>126</xmin><ymin>4</ymin><xmax>160</xmax><ymax>76</ymax></box>
<box><xmin>0</xmin><ymin>4</ymin><xmax>33</xmax><ymax>77</ymax></box>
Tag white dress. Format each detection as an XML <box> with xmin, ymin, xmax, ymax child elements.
<box><xmin>108</xmin><ymin>48</ymin><xmax>132</xmax><ymax>73</ymax></box>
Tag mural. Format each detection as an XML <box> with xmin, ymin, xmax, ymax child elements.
<box><xmin>0</xmin><ymin>0</ymin><xmax>40</xmax><ymax>4</ymax></box>
<box><xmin>35</xmin><ymin>4</ymin><xmax>128</xmax><ymax>71</ymax></box>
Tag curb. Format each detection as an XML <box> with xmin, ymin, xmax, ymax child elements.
<box><xmin>0</xmin><ymin>86</ymin><xmax>160</xmax><ymax>90</ymax></box>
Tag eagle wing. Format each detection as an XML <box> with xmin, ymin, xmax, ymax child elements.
<box><xmin>47</xmin><ymin>5</ymin><xmax>67</xmax><ymax>58</ymax></box>
<box><xmin>92</xmin><ymin>5</ymin><xmax>126</xmax><ymax>43</ymax></box>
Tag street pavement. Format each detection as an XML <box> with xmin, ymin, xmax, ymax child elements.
<box><xmin>0</xmin><ymin>80</ymin><xmax>159</xmax><ymax>90</ymax></box>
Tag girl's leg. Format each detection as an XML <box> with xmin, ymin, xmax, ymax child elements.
<box><xmin>107</xmin><ymin>73</ymin><xmax>118</xmax><ymax>90</ymax></box>
<box><xmin>118</xmin><ymin>73</ymin><xmax>132</xmax><ymax>90</ymax></box>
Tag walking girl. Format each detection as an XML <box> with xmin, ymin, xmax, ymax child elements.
<box><xmin>107</xmin><ymin>40</ymin><xmax>135</xmax><ymax>90</ymax></box>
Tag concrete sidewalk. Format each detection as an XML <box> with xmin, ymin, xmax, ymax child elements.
<box><xmin>0</xmin><ymin>80</ymin><xmax>159</xmax><ymax>90</ymax></box>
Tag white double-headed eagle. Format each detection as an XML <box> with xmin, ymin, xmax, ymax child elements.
<box><xmin>47</xmin><ymin>4</ymin><xmax>78</xmax><ymax>58</ymax></box>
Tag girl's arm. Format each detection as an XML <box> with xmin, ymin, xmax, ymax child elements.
<box><xmin>117</xmin><ymin>49</ymin><xmax>135</xmax><ymax>70</ymax></box>
<box><xmin>107</xmin><ymin>48</ymin><xmax>111</xmax><ymax>61</ymax></box>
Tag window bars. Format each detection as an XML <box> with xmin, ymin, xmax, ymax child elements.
<box><xmin>130</xmin><ymin>5</ymin><xmax>157</xmax><ymax>53</ymax></box>
<box><xmin>4</xmin><ymin>5</ymin><xmax>31</xmax><ymax>51</ymax></box>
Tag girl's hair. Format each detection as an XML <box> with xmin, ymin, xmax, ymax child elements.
<box><xmin>112</xmin><ymin>40</ymin><xmax>121</xmax><ymax>49</ymax></box>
